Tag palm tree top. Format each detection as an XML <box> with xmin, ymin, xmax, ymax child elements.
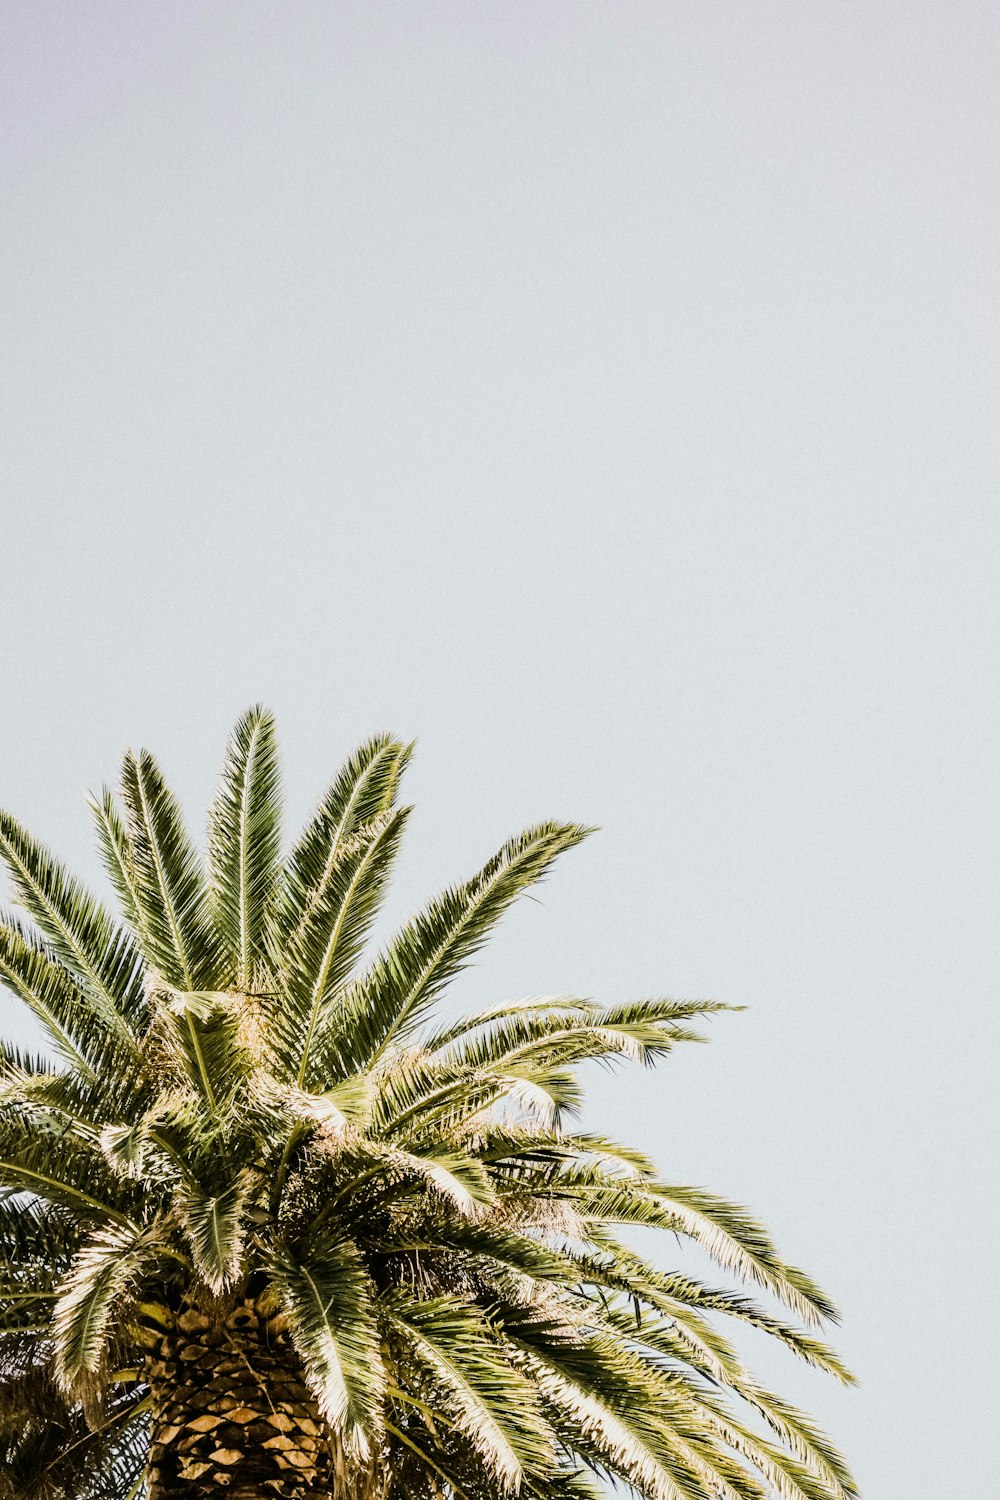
<box><xmin>0</xmin><ymin>708</ymin><xmax>856</xmax><ymax>1500</ymax></box>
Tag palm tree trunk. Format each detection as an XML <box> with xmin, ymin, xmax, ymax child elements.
<box><xmin>140</xmin><ymin>1287</ymin><xmax>334</xmax><ymax>1499</ymax></box>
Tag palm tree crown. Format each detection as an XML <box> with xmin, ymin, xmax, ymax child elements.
<box><xmin>0</xmin><ymin>710</ymin><xmax>856</xmax><ymax>1500</ymax></box>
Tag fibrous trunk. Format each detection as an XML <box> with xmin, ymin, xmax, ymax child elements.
<box><xmin>140</xmin><ymin>1287</ymin><xmax>333</xmax><ymax>1499</ymax></box>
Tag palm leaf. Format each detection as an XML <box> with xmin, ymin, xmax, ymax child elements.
<box><xmin>277</xmin><ymin>734</ymin><xmax>412</xmax><ymax>949</ymax></box>
<box><xmin>51</xmin><ymin>1222</ymin><xmax>151</xmax><ymax>1393</ymax></box>
<box><xmin>278</xmin><ymin>805</ymin><xmax>411</xmax><ymax>1089</ymax></box>
<box><xmin>177</xmin><ymin>1172</ymin><xmax>252</xmax><ymax>1292</ymax></box>
<box><xmin>421</xmin><ymin>994</ymin><xmax>595</xmax><ymax>1051</ymax></box>
<box><xmin>88</xmin><ymin>787</ymin><xmax>144</xmax><ymax>935</ymax></box>
<box><xmin>517</xmin><ymin>1346</ymin><xmax>689</xmax><ymax>1500</ymax></box>
<box><xmin>0</xmin><ymin>811</ymin><xmax>143</xmax><ymax>1029</ymax></box>
<box><xmin>271</xmin><ymin>1231</ymin><xmax>384</xmax><ymax>1454</ymax></box>
<box><xmin>385</xmin><ymin>1291</ymin><xmax>555</xmax><ymax>1489</ymax></box>
<box><xmin>566</xmin><ymin>1173</ymin><xmax>836</xmax><ymax>1325</ymax></box>
<box><xmin>644</xmin><ymin>1183</ymin><xmax>838</xmax><ymax>1326</ymax></box>
<box><xmin>0</xmin><ymin>920</ymin><xmax>104</xmax><ymax>1078</ymax></box>
<box><xmin>119</xmin><ymin>749</ymin><xmax>221</xmax><ymax>991</ymax></box>
<box><xmin>208</xmin><ymin>705</ymin><xmax>283</xmax><ymax>987</ymax></box>
<box><xmin>0</xmin><ymin>1106</ymin><xmax>138</xmax><ymax>1229</ymax></box>
<box><xmin>326</xmin><ymin>821</ymin><xmax>592</xmax><ymax>1077</ymax></box>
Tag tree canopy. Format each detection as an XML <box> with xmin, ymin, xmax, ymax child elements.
<box><xmin>0</xmin><ymin>709</ymin><xmax>856</xmax><ymax>1500</ymax></box>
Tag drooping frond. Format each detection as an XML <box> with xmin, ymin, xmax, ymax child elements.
<box><xmin>208</xmin><ymin>704</ymin><xmax>283</xmax><ymax>988</ymax></box>
<box><xmin>516</xmin><ymin>1343</ymin><xmax>689</xmax><ymax>1500</ymax></box>
<box><xmin>385</xmin><ymin>1291</ymin><xmax>556</xmax><ymax>1490</ymax></box>
<box><xmin>643</xmin><ymin>1184</ymin><xmax>838</xmax><ymax>1327</ymax></box>
<box><xmin>0</xmin><ymin>1104</ymin><xmax>140</xmax><ymax>1228</ymax></box>
<box><xmin>0</xmin><ymin>1193</ymin><xmax>78</xmax><ymax>1326</ymax></box>
<box><xmin>51</xmin><ymin>1222</ymin><xmax>152</xmax><ymax>1395</ymax></box>
<box><xmin>119</xmin><ymin>748</ymin><xmax>222</xmax><ymax>991</ymax></box>
<box><xmin>0</xmin><ymin>1339</ymin><xmax>147</xmax><ymax>1500</ymax></box>
<box><xmin>560</xmin><ymin>1172</ymin><xmax>835</xmax><ymax>1326</ymax></box>
<box><xmin>271</xmin><ymin>1231</ymin><xmax>385</xmax><ymax>1455</ymax></box>
<box><xmin>176</xmin><ymin>1172</ymin><xmax>253</xmax><ymax>1293</ymax></box>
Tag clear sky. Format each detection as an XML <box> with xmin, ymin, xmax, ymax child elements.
<box><xmin>1</xmin><ymin>5</ymin><xmax>997</xmax><ymax>1496</ymax></box>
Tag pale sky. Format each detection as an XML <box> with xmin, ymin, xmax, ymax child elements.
<box><xmin>1</xmin><ymin>6</ymin><xmax>997</xmax><ymax>1496</ymax></box>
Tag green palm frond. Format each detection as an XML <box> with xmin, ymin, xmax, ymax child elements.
<box><xmin>278</xmin><ymin>804</ymin><xmax>411</xmax><ymax>1088</ymax></box>
<box><xmin>0</xmin><ymin>1341</ymin><xmax>147</xmax><ymax>1500</ymax></box>
<box><xmin>119</xmin><ymin>749</ymin><xmax>222</xmax><ymax>991</ymax></box>
<box><xmin>208</xmin><ymin>704</ymin><xmax>283</xmax><ymax>987</ymax></box>
<box><xmin>271</xmin><ymin>1231</ymin><xmax>385</xmax><ymax>1455</ymax></box>
<box><xmin>432</xmin><ymin>1007</ymin><xmax>712</xmax><ymax>1082</ymax></box>
<box><xmin>277</xmin><ymin>734</ymin><xmax>412</xmax><ymax>951</ymax></box>
<box><xmin>564</xmin><ymin>1173</ymin><xmax>834</xmax><ymax>1326</ymax></box>
<box><xmin>391</xmin><ymin>1144</ymin><xmax>497</xmax><ymax>1215</ymax></box>
<box><xmin>0</xmin><ymin>1196</ymin><xmax>78</xmax><ymax>1331</ymax></box>
<box><xmin>643</xmin><ymin>1183</ymin><xmax>838</xmax><ymax>1326</ymax></box>
<box><xmin>0</xmin><ymin>1106</ymin><xmax>140</xmax><ymax>1229</ymax></box>
<box><xmin>421</xmin><ymin>994</ymin><xmax>595</xmax><ymax>1051</ymax></box>
<box><xmin>324</xmin><ymin>821</ymin><xmax>592</xmax><ymax>1079</ymax></box>
<box><xmin>385</xmin><ymin>1291</ymin><xmax>555</xmax><ymax>1490</ymax></box>
<box><xmin>88</xmin><ymin>787</ymin><xmax>144</xmax><ymax>939</ymax></box>
<box><xmin>51</xmin><ymin>1223</ymin><xmax>152</xmax><ymax>1395</ymax></box>
<box><xmin>0</xmin><ymin>812</ymin><xmax>143</xmax><ymax>1030</ymax></box>
<box><xmin>517</xmin><ymin>1344</ymin><xmax>689</xmax><ymax>1500</ymax></box>
<box><xmin>0</xmin><ymin>922</ymin><xmax>98</xmax><ymax>1080</ymax></box>
<box><xmin>648</xmin><ymin>1277</ymin><xmax>853</xmax><ymax>1383</ymax></box>
<box><xmin>176</xmin><ymin>1173</ymin><xmax>252</xmax><ymax>1293</ymax></box>
<box><xmin>734</xmin><ymin>1383</ymin><xmax>857</xmax><ymax>1500</ymax></box>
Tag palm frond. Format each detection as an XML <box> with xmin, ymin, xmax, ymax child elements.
<box><xmin>735</xmin><ymin>1383</ymin><xmax>858</xmax><ymax>1500</ymax></box>
<box><xmin>51</xmin><ymin>1222</ymin><xmax>152</xmax><ymax>1394</ymax></box>
<box><xmin>0</xmin><ymin>1105</ymin><xmax>139</xmax><ymax>1229</ymax></box>
<box><xmin>517</xmin><ymin>1346</ymin><xmax>689</xmax><ymax>1500</ymax></box>
<box><xmin>421</xmin><ymin>995</ymin><xmax>595</xmax><ymax>1052</ymax></box>
<box><xmin>385</xmin><ymin>1291</ymin><xmax>555</xmax><ymax>1490</ymax></box>
<box><xmin>643</xmin><ymin>1184</ymin><xmax>838</xmax><ymax>1326</ymax></box>
<box><xmin>0</xmin><ymin>921</ymin><xmax>101</xmax><ymax>1079</ymax></box>
<box><xmin>271</xmin><ymin>1231</ymin><xmax>384</xmax><ymax>1455</ymax></box>
<box><xmin>277</xmin><ymin>734</ymin><xmax>412</xmax><ymax>951</ymax></box>
<box><xmin>325</xmin><ymin>822</ymin><xmax>592</xmax><ymax>1078</ymax></box>
<box><xmin>119</xmin><ymin>749</ymin><xmax>221</xmax><ymax>991</ymax></box>
<box><xmin>0</xmin><ymin>812</ymin><xmax>144</xmax><ymax>1030</ymax></box>
<box><xmin>277</xmin><ymin>805</ymin><xmax>411</xmax><ymax>1089</ymax></box>
<box><xmin>565</xmin><ymin>1173</ymin><xmax>836</xmax><ymax>1326</ymax></box>
<box><xmin>88</xmin><ymin>788</ymin><xmax>144</xmax><ymax>938</ymax></box>
<box><xmin>176</xmin><ymin>1172</ymin><xmax>252</xmax><ymax>1293</ymax></box>
<box><xmin>391</xmin><ymin>1145</ymin><xmax>497</xmax><ymax>1216</ymax></box>
<box><xmin>208</xmin><ymin>705</ymin><xmax>283</xmax><ymax>988</ymax></box>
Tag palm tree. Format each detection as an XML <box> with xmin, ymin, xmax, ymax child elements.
<box><xmin>0</xmin><ymin>709</ymin><xmax>856</xmax><ymax>1500</ymax></box>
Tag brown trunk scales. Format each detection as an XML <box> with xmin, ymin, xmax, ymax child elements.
<box><xmin>138</xmin><ymin>1287</ymin><xmax>335</xmax><ymax>1499</ymax></box>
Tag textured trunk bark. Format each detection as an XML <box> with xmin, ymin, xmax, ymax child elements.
<box><xmin>139</xmin><ymin>1287</ymin><xmax>335</xmax><ymax>1499</ymax></box>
